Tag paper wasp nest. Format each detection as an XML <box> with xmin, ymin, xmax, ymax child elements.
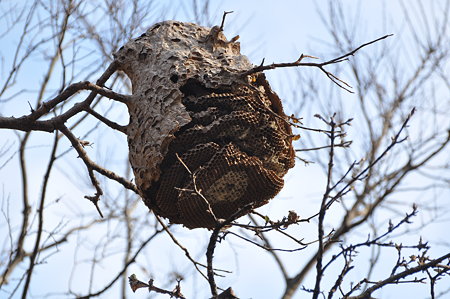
<box><xmin>115</xmin><ymin>21</ymin><xmax>295</xmax><ymax>229</ymax></box>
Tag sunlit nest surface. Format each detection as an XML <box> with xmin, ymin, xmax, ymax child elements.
<box><xmin>115</xmin><ymin>21</ymin><xmax>295</xmax><ymax>228</ymax></box>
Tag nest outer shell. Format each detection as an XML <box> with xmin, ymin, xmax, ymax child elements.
<box><xmin>115</xmin><ymin>20</ymin><xmax>295</xmax><ymax>229</ymax></box>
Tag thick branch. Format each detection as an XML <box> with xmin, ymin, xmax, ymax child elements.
<box><xmin>0</xmin><ymin>62</ymin><xmax>121</xmax><ymax>133</ymax></box>
<box><xmin>206</xmin><ymin>205</ymin><xmax>253</xmax><ymax>298</ymax></box>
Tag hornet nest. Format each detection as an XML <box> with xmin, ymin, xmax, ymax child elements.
<box><xmin>114</xmin><ymin>20</ymin><xmax>295</xmax><ymax>229</ymax></box>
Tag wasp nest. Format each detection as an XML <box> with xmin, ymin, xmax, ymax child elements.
<box><xmin>114</xmin><ymin>21</ymin><xmax>295</xmax><ymax>229</ymax></box>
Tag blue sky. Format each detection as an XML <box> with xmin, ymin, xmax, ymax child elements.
<box><xmin>1</xmin><ymin>1</ymin><xmax>449</xmax><ymax>298</ymax></box>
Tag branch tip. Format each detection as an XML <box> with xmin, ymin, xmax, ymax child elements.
<box><xmin>219</xmin><ymin>11</ymin><xmax>234</xmax><ymax>31</ymax></box>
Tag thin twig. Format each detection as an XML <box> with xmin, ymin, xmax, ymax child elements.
<box><xmin>22</xmin><ymin>131</ymin><xmax>59</xmax><ymax>296</ymax></box>
<box><xmin>175</xmin><ymin>153</ymin><xmax>218</xmax><ymax>222</ymax></box>
<box><xmin>85</xmin><ymin>107</ymin><xmax>127</xmax><ymax>133</ymax></box>
<box><xmin>128</xmin><ymin>274</ymin><xmax>186</xmax><ymax>298</ymax></box>
<box><xmin>312</xmin><ymin>114</ymin><xmax>337</xmax><ymax>299</ymax></box>
<box><xmin>296</xmin><ymin>141</ymin><xmax>352</xmax><ymax>152</ymax></box>
<box><xmin>155</xmin><ymin>216</ymin><xmax>214</xmax><ymax>282</ymax></box>
<box><xmin>78</xmin><ymin>229</ymin><xmax>164</xmax><ymax>298</ymax></box>
<box><xmin>219</xmin><ymin>11</ymin><xmax>233</xmax><ymax>31</ymax></box>
<box><xmin>227</xmin><ymin>231</ymin><xmax>306</xmax><ymax>252</ymax></box>
<box><xmin>347</xmin><ymin>253</ymin><xmax>450</xmax><ymax>299</ymax></box>
<box><xmin>281</xmin><ymin>108</ymin><xmax>417</xmax><ymax>298</ymax></box>
<box><xmin>60</xmin><ymin>125</ymin><xmax>104</xmax><ymax>217</ymax></box>
<box><xmin>241</xmin><ymin>35</ymin><xmax>393</xmax><ymax>92</ymax></box>
<box><xmin>60</xmin><ymin>125</ymin><xmax>139</xmax><ymax>216</ymax></box>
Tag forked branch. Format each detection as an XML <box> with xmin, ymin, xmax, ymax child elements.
<box><xmin>242</xmin><ymin>34</ymin><xmax>393</xmax><ymax>92</ymax></box>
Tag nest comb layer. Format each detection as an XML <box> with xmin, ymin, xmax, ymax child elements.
<box><xmin>115</xmin><ymin>21</ymin><xmax>295</xmax><ymax>229</ymax></box>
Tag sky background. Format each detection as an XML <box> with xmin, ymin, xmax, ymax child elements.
<box><xmin>0</xmin><ymin>1</ymin><xmax>449</xmax><ymax>298</ymax></box>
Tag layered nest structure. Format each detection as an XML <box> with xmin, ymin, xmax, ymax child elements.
<box><xmin>115</xmin><ymin>21</ymin><xmax>295</xmax><ymax>229</ymax></box>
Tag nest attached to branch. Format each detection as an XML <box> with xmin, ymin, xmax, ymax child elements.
<box><xmin>114</xmin><ymin>21</ymin><xmax>295</xmax><ymax>229</ymax></box>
